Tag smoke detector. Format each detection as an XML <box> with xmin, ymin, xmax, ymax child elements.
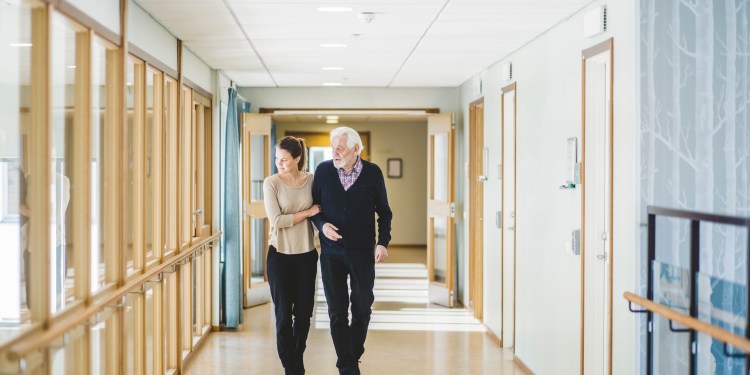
<box><xmin>357</xmin><ymin>12</ymin><xmax>374</xmax><ymax>23</ymax></box>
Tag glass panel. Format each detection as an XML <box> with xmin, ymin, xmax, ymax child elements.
<box><xmin>164</xmin><ymin>79</ymin><xmax>177</xmax><ymax>256</ymax></box>
<box><xmin>432</xmin><ymin>216</ymin><xmax>447</xmax><ymax>284</ymax></box>
<box><xmin>192</xmin><ymin>255</ymin><xmax>199</xmax><ymax>338</ymax></box>
<box><xmin>181</xmin><ymin>263</ymin><xmax>192</xmax><ymax>353</ymax></box>
<box><xmin>50</xmin><ymin>331</ymin><xmax>85</xmax><ymax>374</ymax></box>
<box><xmin>181</xmin><ymin>87</ymin><xmax>192</xmax><ymax>247</ymax></box>
<box><xmin>50</xmin><ymin>13</ymin><xmax>76</xmax><ymax>313</ymax></box>
<box><xmin>308</xmin><ymin>146</ymin><xmax>332</xmax><ymax>173</ymax></box>
<box><xmin>651</xmin><ymin>260</ymin><xmax>691</xmax><ymax>374</ymax></box>
<box><xmin>145</xmin><ymin>70</ymin><xmax>155</xmax><ymax>262</ymax></box>
<box><xmin>145</xmin><ymin>287</ymin><xmax>155</xmax><ymax>375</ymax></box>
<box><xmin>250</xmin><ymin>134</ymin><xmax>265</xmax><ymax>200</ymax></box>
<box><xmin>90</xmin><ymin>38</ymin><xmax>107</xmax><ymax>292</ymax></box>
<box><xmin>0</xmin><ymin>0</ymin><xmax>32</xmax><ymax>345</ymax></box>
<box><xmin>432</xmin><ymin>133</ymin><xmax>448</xmax><ymax>201</ymax></box>
<box><xmin>124</xmin><ymin>294</ymin><xmax>136</xmax><ymax>375</ymax></box>
<box><xmin>164</xmin><ymin>272</ymin><xmax>176</xmax><ymax>371</ymax></box>
<box><xmin>696</xmin><ymin>272</ymin><xmax>747</xmax><ymax>374</ymax></box>
<box><xmin>192</xmin><ymin>104</ymin><xmax>198</xmax><ymax>238</ymax></box>
<box><xmin>654</xmin><ymin>216</ymin><xmax>691</xmax><ymax>270</ymax></box>
<box><xmin>203</xmin><ymin>247</ymin><xmax>211</xmax><ymax>328</ymax></box>
<box><xmin>251</xmin><ymin>218</ymin><xmax>267</xmax><ymax>285</ymax></box>
<box><xmin>125</xmin><ymin>58</ymin><xmax>136</xmax><ymax>274</ymax></box>
<box><xmin>90</xmin><ymin>310</ymin><xmax>116</xmax><ymax>374</ymax></box>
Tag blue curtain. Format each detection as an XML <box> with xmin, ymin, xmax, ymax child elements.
<box><xmin>271</xmin><ymin>124</ymin><xmax>277</xmax><ymax>174</ymax></box>
<box><xmin>221</xmin><ymin>87</ymin><xmax>242</xmax><ymax>327</ymax></box>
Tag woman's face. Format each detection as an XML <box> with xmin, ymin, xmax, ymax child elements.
<box><xmin>275</xmin><ymin>147</ymin><xmax>300</xmax><ymax>174</ymax></box>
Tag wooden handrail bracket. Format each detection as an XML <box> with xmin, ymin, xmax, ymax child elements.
<box><xmin>624</xmin><ymin>291</ymin><xmax>750</xmax><ymax>354</ymax></box>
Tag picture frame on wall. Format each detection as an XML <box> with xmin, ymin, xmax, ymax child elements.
<box><xmin>387</xmin><ymin>158</ymin><xmax>402</xmax><ymax>178</ymax></box>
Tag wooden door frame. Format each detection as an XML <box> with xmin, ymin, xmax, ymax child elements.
<box><xmin>241</xmin><ymin>114</ymin><xmax>272</xmax><ymax>307</ymax></box>
<box><xmin>581</xmin><ymin>37</ymin><xmax>614</xmax><ymax>375</ymax></box>
<box><xmin>500</xmin><ymin>82</ymin><xmax>517</xmax><ymax>348</ymax></box>
<box><xmin>468</xmin><ymin>98</ymin><xmax>484</xmax><ymax>319</ymax></box>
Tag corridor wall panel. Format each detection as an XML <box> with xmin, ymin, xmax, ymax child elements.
<box><xmin>640</xmin><ymin>1</ymin><xmax>750</xmax><ymax>374</ymax></box>
<box><xmin>182</xmin><ymin>47</ymin><xmax>213</xmax><ymax>94</ymax></box>
<box><xmin>127</xmin><ymin>0</ymin><xmax>178</xmax><ymax>72</ymax></box>
<box><xmin>458</xmin><ymin>0</ymin><xmax>637</xmax><ymax>374</ymax></box>
<box><xmin>65</xmin><ymin>0</ymin><xmax>120</xmax><ymax>36</ymax></box>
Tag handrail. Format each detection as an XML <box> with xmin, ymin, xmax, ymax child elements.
<box><xmin>647</xmin><ymin>206</ymin><xmax>750</xmax><ymax>226</ymax></box>
<box><xmin>5</xmin><ymin>232</ymin><xmax>221</xmax><ymax>362</ymax></box>
<box><xmin>624</xmin><ymin>291</ymin><xmax>750</xmax><ymax>354</ymax></box>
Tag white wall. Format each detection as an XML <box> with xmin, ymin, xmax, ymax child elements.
<box><xmin>66</xmin><ymin>0</ymin><xmax>120</xmax><ymax>36</ymax></box>
<box><xmin>183</xmin><ymin>46</ymin><xmax>213</xmax><ymax>94</ymax></box>
<box><xmin>128</xmin><ymin>0</ymin><xmax>177</xmax><ymax>72</ymax></box>
<box><xmin>457</xmin><ymin>1</ymin><xmax>637</xmax><ymax>374</ymax></box>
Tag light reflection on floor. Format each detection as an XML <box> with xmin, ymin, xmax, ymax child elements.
<box><xmin>314</xmin><ymin>262</ymin><xmax>486</xmax><ymax>332</ymax></box>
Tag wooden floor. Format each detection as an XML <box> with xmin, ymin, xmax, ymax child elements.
<box><xmin>185</xmin><ymin>247</ymin><xmax>529</xmax><ymax>375</ymax></box>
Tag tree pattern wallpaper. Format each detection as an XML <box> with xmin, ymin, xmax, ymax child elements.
<box><xmin>641</xmin><ymin>0</ymin><xmax>750</xmax><ymax>373</ymax></box>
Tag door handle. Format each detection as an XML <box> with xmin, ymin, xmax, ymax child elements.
<box><xmin>596</xmin><ymin>253</ymin><xmax>607</xmax><ymax>261</ymax></box>
<box><xmin>506</xmin><ymin>226</ymin><xmax>515</xmax><ymax>231</ymax></box>
<box><xmin>193</xmin><ymin>209</ymin><xmax>203</xmax><ymax>216</ymax></box>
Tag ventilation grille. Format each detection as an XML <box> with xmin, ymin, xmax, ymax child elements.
<box><xmin>502</xmin><ymin>62</ymin><xmax>512</xmax><ymax>82</ymax></box>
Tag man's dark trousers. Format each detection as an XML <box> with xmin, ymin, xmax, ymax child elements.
<box><xmin>321</xmin><ymin>251</ymin><xmax>376</xmax><ymax>375</ymax></box>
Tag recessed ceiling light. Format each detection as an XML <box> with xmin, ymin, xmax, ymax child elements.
<box><xmin>9</xmin><ymin>43</ymin><xmax>32</xmax><ymax>47</ymax></box>
<box><xmin>326</xmin><ymin>116</ymin><xmax>339</xmax><ymax>120</ymax></box>
<box><xmin>326</xmin><ymin>119</ymin><xmax>339</xmax><ymax>124</ymax></box>
<box><xmin>323</xmin><ymin>82</ymin><xmax>342</xmax><ymax>86</ymax></box>
<box><xmin>318</xmin><ymin>6</ymin><xmax>353</xmax><ymax>12</ymax></box>
<box><xmin>126</xmin><ymin>82</ymin><xmax>133</xmax><ymax>86</ymax></box>
<box><xmin>320</xmin><ymin>43</ymin><xmax>347</xmax><ymax>48</ymax></box>
<box><xmin>67</xmin><ymin>65</ymin><xmax>76</xmax><ymax>69</ymax></box>
<box><xmin>322</xmin><ymin>67</ymin><xmax>344</xmax><ymax>71</ymax></box>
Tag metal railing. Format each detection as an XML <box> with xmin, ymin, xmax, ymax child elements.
<box><xmin>626</xmin><ymin>206</ymin><xmax>750</xmax><ymax>374</ymax></box>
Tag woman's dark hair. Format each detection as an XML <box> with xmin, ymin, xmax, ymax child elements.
<box><xmin>277</xmin><ymin>136</ymin><xmax>307</xmax><ymax>171</ymax></box>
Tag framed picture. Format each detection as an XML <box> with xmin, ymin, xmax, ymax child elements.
<box><xmin>387</xmin><ymin>158</ymin><xmax>402</xmax><ymax>178</ymax></box>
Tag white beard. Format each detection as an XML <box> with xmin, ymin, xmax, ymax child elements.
<box><xmin>333</xmin><ymin>155</ymin><xmax>352</xmax><ymax>169</ymax></box>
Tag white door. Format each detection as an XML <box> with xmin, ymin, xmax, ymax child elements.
<box><xmin>427</xmin><ymin>113</ymin><xmax>455</xmax><ymax>307</ymax></box>
<box><xmin>501</xmin><ymin>83</ymin><xmax>516</xmax><ymax>349</ymax></box>
<box><xmin>583</xmin><ymin>44</ymin><xmax>612</xmax><ymax>374</ymax></box>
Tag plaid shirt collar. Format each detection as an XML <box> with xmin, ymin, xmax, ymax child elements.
<box><xmin>338</xmin><ymin>156</ymin><xmax>363</xmax><ymax>191</ymax></box>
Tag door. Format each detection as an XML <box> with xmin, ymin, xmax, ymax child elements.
<box><xmin>501</xmin><ymin>82</ymin><xmax>516</xmax><ymax>349</ymax></box>
<box><xmin>427</xmin><ymin>113</ymin><xmax>455</xmax><ymax>307</ymax></box>
<box><xmin>241</xmin><ymin>113</ymin><xmax>272</xmax><ymax>307</ymax></box>
<box><xmin>468</xmin><ymin>99</ymin><xmax>484</xmax><ymax>319</ymax></box>
<box><xmin>582</xmin><ymin>39</ymin><xmax>613</xmax><ymax>375</ymax></box>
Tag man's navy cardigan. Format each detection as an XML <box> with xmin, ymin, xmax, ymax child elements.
<box><xmin>311</xmin><ymin>159</ymin><xmax>392</xmax><ymax>255</ymax></box>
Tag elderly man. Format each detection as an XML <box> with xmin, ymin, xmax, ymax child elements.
<box><xmin>311</xmin><ymin>126</ymin><xmax>392</xmax><ymax>375</ymax></box>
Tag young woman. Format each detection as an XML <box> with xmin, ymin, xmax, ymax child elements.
<box><xmin>262</xmin><ymin>136</ymin><xmax>320</xmax><ymax>375</ymax></box>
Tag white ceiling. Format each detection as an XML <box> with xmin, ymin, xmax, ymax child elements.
<box><xmin>135</xmin><ymin>0</ymin><xmax>591</xmax><ymax>87</ymax></box>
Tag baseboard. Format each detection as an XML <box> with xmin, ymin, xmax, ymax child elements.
<box><xmin>513</xmin><ymin>355</ymin><xmax>535</xmax><ymax>375</ymax></box>
<box><xmin>483</xmin><ymin>324</ymin><xmax>502</xmax><ymax>346</ymax></box>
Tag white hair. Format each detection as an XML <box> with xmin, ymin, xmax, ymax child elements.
<box><xmin>330</xmin><ymin>126</ymin><xmax>364</xmax><ymax>155</ymax></box>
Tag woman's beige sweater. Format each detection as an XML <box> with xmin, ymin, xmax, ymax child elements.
<box><xmin>262</xmin><ymin>173</ymin><xmax>316</xmax><ymax>254</ymax></box>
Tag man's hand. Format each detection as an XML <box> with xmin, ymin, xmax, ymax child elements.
<box><xmin>375</xmin><ymin>245</ymin><xmax>388</xmax><ymax>263</ymax></box>
<box><xmin>322</xmin><ymin>223</ymin><xmax>342</xmax><ymax>241</ymax></box>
